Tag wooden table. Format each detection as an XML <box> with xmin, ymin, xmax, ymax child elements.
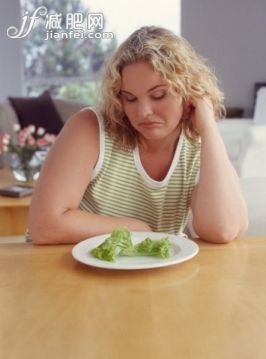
<box><xmin>0</xmin><ymin>169</ymin><xmax>32</xmax><ymax>235</ymax></box>
<box><xmin>0</xmin><ymin>237</ymin><xmax>265</xmax><ymax>359</ymax></box>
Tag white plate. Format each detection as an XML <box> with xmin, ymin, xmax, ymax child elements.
<box><xmin>72</xmin><ymin>232</ymin><xmax>199</xmax><ymax>270</ymax></box>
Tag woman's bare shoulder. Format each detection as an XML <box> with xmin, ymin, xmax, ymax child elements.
<box><xmin>40</xmin><ymin>107</ymin><xmax>101</xmax><ymax>179</ymax></box>
<box><xmin>64</xmin><ymin>107</ymin><xmax>100</xmax><ymax>136</ymax></box>
<box><xmin>54</xmin><ymin>107</ymin><xmax>101</xmax><ymax>155</ymax></box>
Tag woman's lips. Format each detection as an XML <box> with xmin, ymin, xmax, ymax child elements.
<box><xmin>139</xmin><ymin>121</ymin><xmax>163</xmax><ymax>128</ymax></box>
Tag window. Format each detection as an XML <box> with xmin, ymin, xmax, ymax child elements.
<box><xmin>21</xmin><ymin>0</ymin><xmax>180</xmax><ymax>104</ymax></box>
<box><xmin>21</xmin><ymin>0</ymin><xmax>116</xmax><ymax>104</ymax></box>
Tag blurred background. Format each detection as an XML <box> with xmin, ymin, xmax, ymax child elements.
<box><xmin>0</xmin><ymin>0</ymin><xmax>265</xmax><ymax>238</ymax></box>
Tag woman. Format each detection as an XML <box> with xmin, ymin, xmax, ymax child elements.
<box><xmin>28</xmin><ymin>26</ymin><xmax>248</xmax><ymax>244</ymax></box>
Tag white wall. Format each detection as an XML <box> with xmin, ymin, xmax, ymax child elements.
<box><xmin>84</xmin><ymin>0</ymin><xmax>181</xmax><ymax>43</ymax></box>
<box><xmin>0</xmin><ymin>0</ymin><xmax>24</xmax><ymax>102</ymax></box>
<box><xmin>181</xmin><ymin>0</ymin><xmax>266</xmax><ymax>117</ymax></box>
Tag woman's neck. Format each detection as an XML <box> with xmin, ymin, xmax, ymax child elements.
<box><xmin>138</xmin><ymin>127</ymin><xmax>182</xmax><ymax>155</ymax></box>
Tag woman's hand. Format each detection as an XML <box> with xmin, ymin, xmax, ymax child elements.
<box><xmin>124</xmin><ymin>218</ymin><xmax>152</xmax><ymax>232</ymax></box>
<box><xmin>185</xmin><ymin>97</ymin><xmax>217</xmax><ymax>136</ymax></box>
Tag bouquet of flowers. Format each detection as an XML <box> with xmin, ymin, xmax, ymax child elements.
<box><xmin>0</xmin><ymin>124</ymin><xmax>56</xmax><ymax>182</ymax></box>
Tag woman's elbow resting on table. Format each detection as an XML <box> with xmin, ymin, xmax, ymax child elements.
<box><xmin>29</xmin><ymin>218</ymin><xmax>62</xmax><ymax>245</ymax></box>
<box><xmin>30</xmin><ymin>233</ymin><xmax>53</xmax><ymax>245</ymax></box>
<box><xmin>191</xmin><ymin>192</ymin><xmax>249</xmax><ymax>243</ymax></box>
<box><xmin>192</xmin><ymin>217</ymin><xmax>248</xmax><ymax>244</ymax></box>
<box><xmin>28</xmin><ymin>213</ymin><xmax>68</xmax><ymax>245</ymax></box>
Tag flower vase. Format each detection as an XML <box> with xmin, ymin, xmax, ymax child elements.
<box><xmin>9</xmin><ymin>151</ymin><xmax>43</xmax><ymax>183</ymax></box>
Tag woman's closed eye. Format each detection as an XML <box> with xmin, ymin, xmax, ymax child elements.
<box><xmin>121</xmin><ymin>91</ymin><xmax>166</xmax><ymax>102</ymax></box>
<box><xmin>150</xmin><ymin>90</ymin><xmax>166</xmax><ymax>100</ymax></box>
<box><xmin>123</xmin><ymin>95</ymin><xmax>137</xmax><ymax>102</ymax></box>
<box><xmin>121</xmin><ymin>93</ymin><xmax>137</xmax><ymax>102</ymax></box>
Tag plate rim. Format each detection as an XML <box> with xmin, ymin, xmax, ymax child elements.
<box><xmin>72</xmin><ymin>231</ymin><xmax>199</xmax><ymax>270</ymax></box>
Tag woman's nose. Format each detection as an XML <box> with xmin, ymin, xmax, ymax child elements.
<box><xmin>138</xmin><ymin>101</ymin><xmax>153</xmax><ymax>119</ymax></box>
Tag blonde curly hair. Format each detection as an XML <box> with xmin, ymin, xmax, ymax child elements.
<box><xmin>99</xmin><ymin>26</ymin><xmax>225</xmax><ymax>149</ymax></box>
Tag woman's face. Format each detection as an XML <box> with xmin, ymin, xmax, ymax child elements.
<box><xmin>120</xmin><ymin>61</ymin><xmax>184</xmax><ymax>144</ymax></box>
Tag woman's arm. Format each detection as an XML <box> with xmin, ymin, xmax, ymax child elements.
<box><xmin>28</xmin><ymin>109</ymin><xmax>151</xmax><ymax>245</ymax></box>
<box><xmin>190</xmin><ymin>98</ymin><xmax>248</xmax><ymax>243</ymax></box>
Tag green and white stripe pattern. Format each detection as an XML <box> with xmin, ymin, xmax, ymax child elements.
<box><xmin>79</xmin><ymin>108</ymin><xmax>201</xmax><ymax>235</ymax></box>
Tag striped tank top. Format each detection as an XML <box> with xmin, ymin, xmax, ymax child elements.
<box><xmin>79</xmin><ymin>108</ymin><xmax>201</xmax><ymax>235</ymax></box>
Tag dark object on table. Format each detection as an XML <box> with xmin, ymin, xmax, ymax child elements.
<box><xmin>0</xmin><ymin>185</ymin><xmax>34</xmax><ymax>197</ymax></box>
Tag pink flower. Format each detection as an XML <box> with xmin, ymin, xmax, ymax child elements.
<box><xmin>2</xmin><ymin>134</ymin><xmax>11</xmax><ymax>145</ymax></box>
<box><xmin>37</xmin><ymin>137</ymin><xmax>48</xmax><ymax>146</ymax></box>
<box><xmin>44</xmin><ymin>134</ymin><xmax>57</xmax><ymax>144</ymax></box>
<box><xmin>0</xmin><ymin>134</ymin><xmax>4</xmax><ymax>153</ymax></box>
<box><xmin>1</xmin><ymin>125</ymin><xmax>57</xmax><ymax>155</ymax></box>
<box><xmin>18</xmin><ymin>130</ymin><xmax>28</xmax><ymax>146</ymax></box>
<box><xmin>0</xmin><ymin>134</ymin><xmax>10</xmax><ymax>153</ymax></box>
<box><xmin>27</xmin><ymin>135</ymin><xmax>36</xmax><ymax>146</ymax></box>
